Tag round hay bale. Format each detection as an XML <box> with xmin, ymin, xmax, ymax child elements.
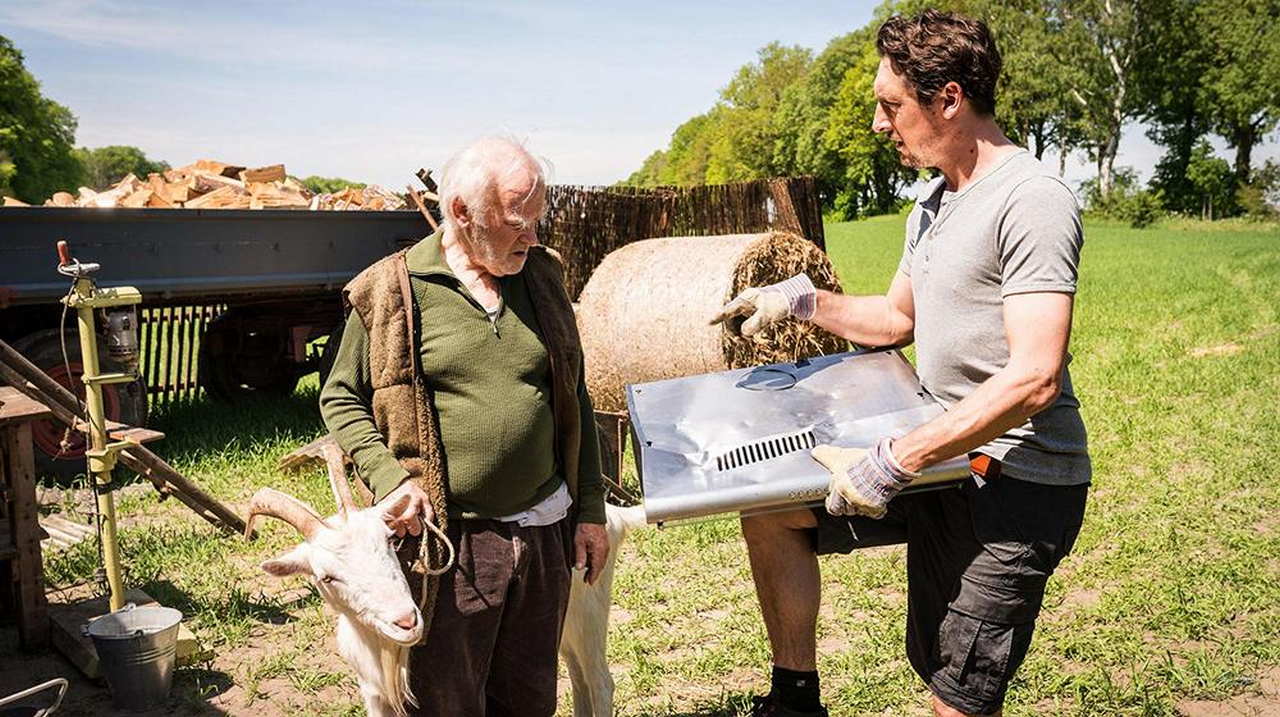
<box><xmin>577</xmin><ymin>231</ymin><xmax>848</xmax><ymax>412</ymax></box>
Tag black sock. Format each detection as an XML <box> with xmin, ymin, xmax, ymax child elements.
<box><xmin>771</xmin><ymin>665</ymin><xmax>821</xmax><ymax>712</ymax></box>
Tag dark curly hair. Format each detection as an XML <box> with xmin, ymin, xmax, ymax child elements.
<box><xmin>876</xmin><ymin>9</ymin><xmax>1002</xmax><ymax>116</ymax></box>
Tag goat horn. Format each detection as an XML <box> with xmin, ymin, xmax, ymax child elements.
<box><xmin>322</xmin><ymin>442</ymin><xmax>358</xmax><ymax>516</ymax></box>
<box><xmin>245</xmin><ymin>487</ymin><xmax>325</xmax><ymax>540</ymax></box>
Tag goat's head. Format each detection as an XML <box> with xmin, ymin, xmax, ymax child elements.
<box><xmin>247</xmin><ymin>446</ymin><xmax>424</xmax><ymax>646</ymax></box>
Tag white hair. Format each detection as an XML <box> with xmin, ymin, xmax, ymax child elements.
<box><xmin>439</xmin><ymin>136</ymin><xmax>549</xmax><ymax>231</ymax></box>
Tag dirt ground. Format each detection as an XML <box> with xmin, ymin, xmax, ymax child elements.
<box><xmin>1175</xmin><ymin>667</ymin><xmax>1280</xmax><ymax>717</ymax></box>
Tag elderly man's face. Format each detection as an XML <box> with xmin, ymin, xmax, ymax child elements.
<box><xmin>469</xmin><ymin>164</ymin><xmax>545</xmax><ymax>276</ymax></box>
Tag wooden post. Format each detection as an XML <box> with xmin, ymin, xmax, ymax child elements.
<box><xmin>6</xmin><ymin>422</ymin><xmax>49</xmax><ymax>648</ymax></box>
<box><xmin>1</xmin><ymin>390</ymin><xmax>53</xmax><ymax>649</ymax></box>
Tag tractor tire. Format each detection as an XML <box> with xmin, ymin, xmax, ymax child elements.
<box><xmin>11</xmin><ymin>328</ymin><xmax>149</xmax><ymax>481</ymax></box>
<box><xmin>198</xmin><ymin>312</ymin><xmax>299</xmax><ymax>402</ymax></box>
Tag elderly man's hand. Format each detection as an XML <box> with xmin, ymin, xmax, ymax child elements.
<box><xmin>710</xmin><ymin>273</ymin><xmax>817</xmax><ymax>338</ymax></box>
<box><xmin>379</xmin><ymin>480</ymin><xmax>436</xmax><ymax>537</ymax></box>
<box><xmin>574</xmin><ymin>522</ymin><xmax>610</xmax><ymax>586</ymax></box>
<box><xmin>812</xmin><ymin>438</ymin><xmax>919</xmax><ymax>519</ymax></box>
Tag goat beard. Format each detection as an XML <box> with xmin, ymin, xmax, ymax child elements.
<box><xmin>381</xmin><ymin>642</ymin><xmax>414</xmax><ymax>717</ymax></box>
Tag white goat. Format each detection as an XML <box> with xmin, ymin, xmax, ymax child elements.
<box><xmin>251</xmin><ymin>444</ymin><xmax>645</xmax><ymax>717</ymax></box>
<box><xmin>560</xmin><ymin>502</ymin><xmax>647</xmax><ymax>717</ymax></box>
<box><xmin>246</xmin><ymin>446</ymin><xmax>428</xmax><ymax>717</ymax></box>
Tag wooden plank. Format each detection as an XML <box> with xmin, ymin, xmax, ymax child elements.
<box><xmin>185</xmin><ymin>305</ymin><xmax>198</xmax><ymax>400</ymax></box>
<box><xmin>50</xmin><ymin>587</ymin><xmax>205</xmax><ymax>678</ymax></box>
<box><xmin>143</xmin><ymin>307</ymin><xmax>159</xmax><ymax>394</ymax></box>
<box><xmin>146</xmin><ymin>174</ymin><xmax>178</xmax><ymax>207</ymax></box>
<box><xmin>165</xmin><ymin>183</ymin><xmax>191</xmax><ymax>203</ymax></box>
<box><xmin>0</xmin><ymin>387</ymin><xmax>54</xmax><ymax>426</ymax></box>
<box><xmin>5</xmin><ymin>422</ymin><xmax>50</xmax><ymax>649</ymax></box>
<box><xmin>192</xmin><ymin>158</ymin><xmax>246</xmax><ymax>178</ymax></box>
<box><xmin>239</xmin><ymin>164</ymin><xmax>286</xmax><ymax>183</ymax></box>
<box><xmin>107</xmin><ymin>425</ymin><xmax>165</xmax><ymax>445</ymax></box>
<box><xmin>145</xmin><ymin>192</ymin><xmax>176</xmax><ymax>208</ymax></box>
<box><xmin>39</xmin><ymin>514</ymin><xmax>94</xmax><ymax>552</ymax></box>
<box><xmin>119</xmin><ymin>188</ymin><xmax>153</xmax><ymax>208</ymax></box>
<box><xmin>183</xmin><ymin>185</ymin><xmax>250</xmax><ymax>209</ymax></box>
<box><xmin>163</xmin><ymin>306</ymin><xmax>176</xmax><ymax>403</ymax></box>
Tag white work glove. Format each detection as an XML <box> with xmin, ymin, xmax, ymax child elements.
<box><xmin>710</xmin><ymin>273</ymin><xmax>817</xmax><ymax>337</ymax></box>
<box><xmin>812</xmin><ymin>437</ymin><xmax>920</xmax><ymax>519</ymax></box>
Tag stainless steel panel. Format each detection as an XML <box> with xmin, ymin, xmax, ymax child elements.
<box><xmin>626</xmin><ymin>348</ymin><xmax>969</xmax><ymax>523</ymax></box>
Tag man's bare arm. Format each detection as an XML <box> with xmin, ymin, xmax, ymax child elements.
<box><xmin>811</xmin><ymin>271</ymin><xmax>916</xmax><ymax>348</ymax></box>
<box><xmin>890</xmin><ymin>291</ymin><xmax>1074</xmax><ymax>473</ymax></box>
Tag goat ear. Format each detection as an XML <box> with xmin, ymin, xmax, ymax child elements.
<box><xmin>261</xmin><ymin>544</ymin><xmax>312</xmax><ymax>577</ymax></box>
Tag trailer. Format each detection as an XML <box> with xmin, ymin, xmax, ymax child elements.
<box><xmin>0</xmin><ymin>207</ymin><xmax>430</xmax><ymax>476</ymax></box>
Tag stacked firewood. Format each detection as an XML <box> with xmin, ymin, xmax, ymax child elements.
<box><xmin>1</xmin><ymin>159</ymin><xmax>406</xmax><ymax>211</ymax></box>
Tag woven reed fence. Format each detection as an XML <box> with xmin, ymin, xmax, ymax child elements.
<box><xmin>538</xmin><ymin>176</ymin><xmax>824</xmax><ymax>299</ymax></box>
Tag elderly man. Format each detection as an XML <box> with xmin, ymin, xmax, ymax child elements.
<box><xmin>716</xmin><ymin>10</ymin><xmax>1089</xmax><ymax>717</ymax></box>
<box><xmin>320</xmin><ymin>137</ymin><xmax>608</xmax><ymax>716</ymax></box>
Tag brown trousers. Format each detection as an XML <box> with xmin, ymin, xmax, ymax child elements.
<box><xmin>406</xmin><ymin>517</ymin><xmax>572</xmax><ymax>717</ymax></box>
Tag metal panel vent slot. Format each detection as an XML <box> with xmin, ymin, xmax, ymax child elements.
<box><xmin>714</xmin><ymin>429</ymin><xmax>816</xmax><ymax>472</ymax></box>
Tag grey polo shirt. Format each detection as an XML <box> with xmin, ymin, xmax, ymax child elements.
<box><xmin>900</xmin><ymin>150</ymin><xmax>1091</xmax><ymax>486</ymax></box>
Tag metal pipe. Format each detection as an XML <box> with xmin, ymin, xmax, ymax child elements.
<box><xmin>72</xmin><ymin>277</ymin><xmax>126</xmax><ymax>611</ymax></box>
<box><xmin>71</xmin><ymin>280</ymin><xmax>126</xmax><ymax>609</ymax></box>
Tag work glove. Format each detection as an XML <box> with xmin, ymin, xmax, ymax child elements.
<box><xmin>711</xmin><ymin>273</ymin><xmax>817</xmax><ymax>337</ymax></box>
<box><xmin>812</xmin><ymin>437</ymin><xmax>920</xmax><ymax>519</ymax></box>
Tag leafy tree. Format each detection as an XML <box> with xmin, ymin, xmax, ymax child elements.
<box><xmin>1236</xmin><ymin>159</ymin><xmax>1280</xmax><ymax>219</ymax></box>
<box><xmin>1043</xmin><ymin>0</ymin><xmax>1152</xmax><ymax>196</ymax></box>
<box><xmin>0</xmin><ymin>36</ymin><xmax>81</xmax><ymax>202</ymax></box>
<box><xmin>1185</xmin><ymin>139</ymin><xmax>1237</xmax><ymax>219</ymax></box>
<box><xmin>625</xmin><ymin>45</ymin><xmax>811</xmax><ymax>188</ymax></box>
<box><xmin>984</xmin><ymin>1</ymin><xmax>1085</xmax><ymax>164</ymax></box>
<box><xmin>623</xmin><ymin>149</ymin><xmax>669</xmax><ymax>186</ymax></box>
<box><xmin>74</xmin><ymin>145</ymin><xmax>169</xmax><ymax>190</ymax></box>
<box><xmin>824</xmin><ymin>40</ymin><xmax>920</xmax><ymax>217</ymax></box>
<box><xmin>299</xmin><ymin>175</ymin><xmax>366</xmax><ymax>194</ymax></box>
<box><xmin>705</xmin><ymin>43</ymin><xmax>813</xmax><ymax>183</ymax></box>
<box><xmin>1079</xmin><ymin>165</ymin><xmax>1165</xmax><ymax>227</ymax></box>
<box><xmin>771</xmin><ymin>22</ymin><xmax>917</xmax><ymax>219</ymax></box>
<box><xmin>1130</xmin><ymin>0</ymin><xmax>1209</xmax><ymax>214</ymax></box>
<box><xmin>1193</xmin><ymin>0</ymin><xmax>1280</xmax><ymax>182</ymax></box>
<box><xmin>771</xmin><ymin>30</ymin><xmax>870</xmax><ymax>195</ymax></box>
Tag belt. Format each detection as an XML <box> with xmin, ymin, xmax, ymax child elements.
<box><xmin>968</xmin><ymin>452</ymin><xmax>1002</xmax><ymax>480</ymax></box>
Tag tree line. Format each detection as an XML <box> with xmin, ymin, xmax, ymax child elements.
<box><xmin>0</xmin><ymin>36</ymin><xmax>363</xmax><ymax>204</ymax></box>
<box><xmin>624</xmin><ymin>0</ymin><xmax>1280</xmax><ymax>224</ymax></box>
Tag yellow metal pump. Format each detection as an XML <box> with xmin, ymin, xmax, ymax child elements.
<box><xmin>56</xmin><ymin>239</ymin><xmax>142</xmax><ymax>612</ymax></box>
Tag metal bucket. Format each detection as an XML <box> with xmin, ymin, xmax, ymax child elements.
<box><xmin>85</xmin><ymin>604</ymin><xmax>183</xmax><ymax>712</ymax></box>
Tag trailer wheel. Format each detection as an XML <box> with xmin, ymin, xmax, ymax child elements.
<box><xmin>11</xmin><ymin>329</ymin><xmax>149</xmax><ymax>481</ymax></box>
<box><xmin>198</xmin><ymin>312</ymin><xmax>299</xmax><ymax>401</ymax></box>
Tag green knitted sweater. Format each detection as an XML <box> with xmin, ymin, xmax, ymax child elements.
<box><xmin>320</xmin><ymin>234</ymin><xmax>605</xmax><ymax>523</ymax></box>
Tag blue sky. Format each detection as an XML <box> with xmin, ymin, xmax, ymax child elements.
<box><xmin>3</xmin><ymin>0</ymin><xmax>1275</xmax><ymax>190</ymax></box>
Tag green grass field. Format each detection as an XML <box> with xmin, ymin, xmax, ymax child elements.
<box><xmin>34</xmin><ymin>216</ymin><xmax>1280</xmax><ymax>716</ymax></box>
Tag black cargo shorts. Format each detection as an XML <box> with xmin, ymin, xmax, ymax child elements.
<box><xmin>813</xmin><ymin>456</ymin><xmax>1088</xmax><ymax>715</ymax></box>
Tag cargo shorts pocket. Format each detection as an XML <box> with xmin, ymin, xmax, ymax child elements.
<box><xmin>929</xmin><ymin>609</ymin><xmax>1036</xmax><ymax>716</ymax></box>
